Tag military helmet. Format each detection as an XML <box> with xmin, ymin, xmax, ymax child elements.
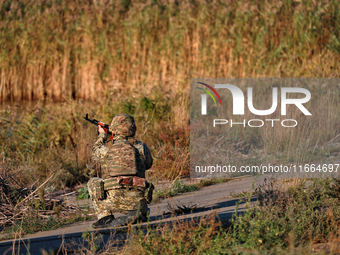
<box><xmin>109</xmin><ymin>113</ymin><xmax>136</xmax><ymax>137</ymax></box>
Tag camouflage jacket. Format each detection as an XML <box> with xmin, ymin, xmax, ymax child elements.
<box><xmin>92</xmin><ymin>133</ymin><xmax>153</xmax><ymax>178</ymax></box>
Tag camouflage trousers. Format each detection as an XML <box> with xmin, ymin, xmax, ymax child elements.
<box><xmin>87</xmin><ymin>177</ymin><xmax>148</xmax><ymax>220</ymax></box>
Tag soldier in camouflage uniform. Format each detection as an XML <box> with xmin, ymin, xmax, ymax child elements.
<box><xmin>88</xmin><ymin>113</ymin><xmax>153</xmax><ymax>228</ymax></box>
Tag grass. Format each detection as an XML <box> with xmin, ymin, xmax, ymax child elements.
<box><xmin>1</xmin><ymin>210</ymin><xmax>95</xmax><ymax>241</ymax></box>
<box><xmin>0</xmin><ymin>100</ymin><xmax>190</xmax><ymax>189</ymax></box>
<box><xmin>197</xmin><ymin>178</ymin><xmax>232</xmax><ymax>188</ymax></box>
<box><xmin>228</xmin><ymin>178</ymin><xmax>340</xmax><ymax>250</ymax></box>
<box><xmin>0</xmin><ymin>0</ymin><xmax>340</xmax><ymax>250</ymax></box>
<box><xmin>62</xmin><ymin>176</ymin><xmax>340</xmax><ymax>254</ymax></box>
<box><xmin>0</xmin><ymin>0</ymin><xmax>339</xmax><ymax>187</ymax></box>
<box><xmin>0</xmin><ymin>0</ymin><xmax>339</xmax><ymax>105</ymax></box>
<box><xmin>119</xmin><ymin>178</ymin><xmax>340</xmax><ymax>254</ymax></box>
<box><xmin>153</xmin><ymin>178</ymin><xmax>231</xmax><ymax>201</ymax></box>
<box><xmin>77</xmin><ymin>184</ymin><xmax>91</xmax><ymax>200</ymax></box>
<box><xmin>154</xmin><ymin>179</ymin><xmax>201</xmax><ymax>201</ymax></box>
<box><xmin>5</xmin><ymin>177</ymin><xmax>340</xmax><ymax>254</ymax></box>
<box><xmin>230</xmin><ymin>190</ymin><xmax>253</xmax><ymax>198</ymax></box>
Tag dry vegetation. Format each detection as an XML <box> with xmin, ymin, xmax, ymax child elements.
<box><xmin>52</xmin><ymin>179</ymin><xmax>340</xmax><ymax>254</ymax></box>
<box><xmin>0</xmin><ymin>101</ymin><xmax>190</xmax><ymax>189</ymax></box>
<box><xmin>0</xmin><ymin>0</ymin><xmax>340</xmax><ymax>253</ymax></box>
<box><xmin>0</xmin><ymin>0</ymin><xmax>338</xmax><ymax>184</ymax></box>
<box><xmin>0</xmin><ymin>0</ymin><xmax>339</xmax><ymax>102</ymax></box>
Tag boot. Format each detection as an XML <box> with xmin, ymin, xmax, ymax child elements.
<box><xmin>92</xmin><ymin>215</ymin><xmax>115</xmax><ymax>229</ymax></box>
<box><xmin>140</xmin><ymin>208</ymin><xmax>150</xmax><ymax>222</ymax></box>
<box><xmin>110</xmin><ymin>210</ymin><xmax>138</xmax><ymax>228</ymax></box>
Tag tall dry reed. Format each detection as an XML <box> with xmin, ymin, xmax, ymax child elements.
<box><xmin>0</xmin><ymin>0</ymin><xmax>339</xmax><ymax>108</ymax></box>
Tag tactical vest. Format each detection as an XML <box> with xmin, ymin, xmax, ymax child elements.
<box><xmin>103</xmin><ymin>137</ymin><xmax>146</xmax><ymax>179</ymax></box>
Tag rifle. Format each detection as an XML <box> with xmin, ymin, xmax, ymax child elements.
<box><xmin>84</xmin><ymin>113</ymin><xmax>114</xmax><ymax>141</ymax></box>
